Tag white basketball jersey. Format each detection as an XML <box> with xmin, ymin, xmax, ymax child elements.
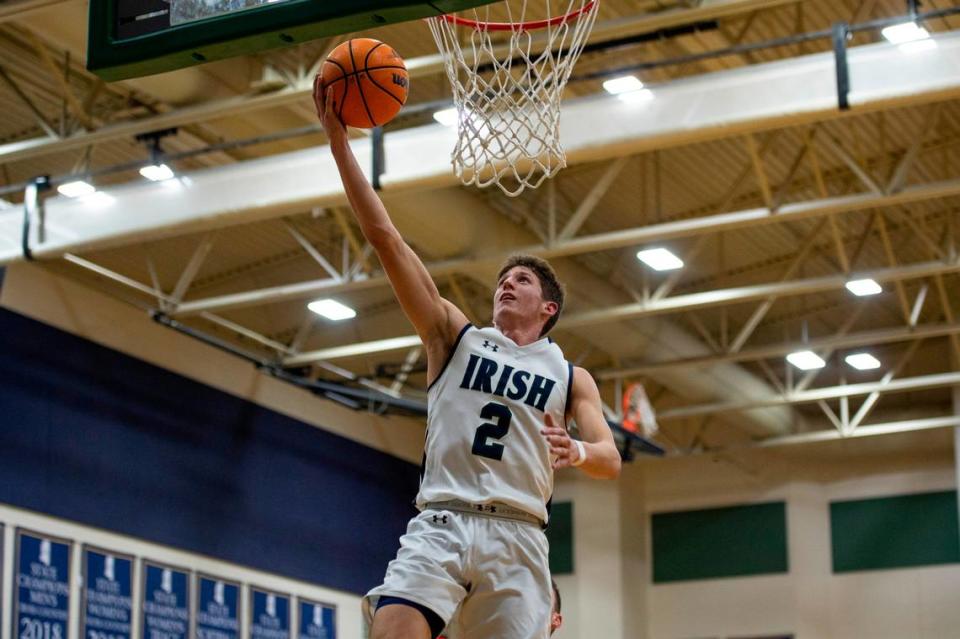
<box><xmin>416</xmin><ymin>324</ymin><xmax>573</xmax><ymax>523</ymax></box>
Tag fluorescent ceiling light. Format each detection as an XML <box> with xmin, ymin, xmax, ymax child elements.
<box><xmin>845</xmin><ymin>352</ymin><xmax>881</xmax><ymax>370</ymax></box>
<box><xmin>57</xmin><ymin>180</ymin><xmax>95</xmax><ymax>198</ymax></box>
<box><xmin>140</xmin><ymin>163</ymin><xmax>175</xmax><ymax>181</ymax></box>
<box><xmin>433</xmin><ymin>108</ymin><xmax>458</xmax><ymax>127</ymax></box>
<box><xmin>845</xmin><ymin>278</ymin><xmax>882</xmax><ymax>296</ymax></box>
<box><xmin>636</xmin><ymin>248</ymin><xmax>684</xmax><ymax>271</ymax></box>
<box><xmin>618</xmin><ymin>88</ymin><xmax>654</xmax><ymax>103</ymax></box>
<box><xmin>603</xmin><ymin>75</ymin><xmax>644</xmax><ymax>94</ymax></box>
<box><xmin>881</xmin><ymin>22</ymin><xmax>930</xmax><ymax>44</ymax></box>
<box><xmin>786</xmin><ymin>350</ymin><xmax>826</xmax><ymax>371</ymax></box>
<box><xmin>308</xmin><ymin>298</ymin><xmax>356</xmax><ymax>321</ymax></box>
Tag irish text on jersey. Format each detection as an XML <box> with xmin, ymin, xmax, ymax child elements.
<box><xmin>458</xmin><ymin>353</ymin><xmax>558</xmax><ymax>412</ymax></box>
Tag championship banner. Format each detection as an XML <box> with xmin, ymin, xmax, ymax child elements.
<box><xmin>141</xmin><ymin>562</ymin><xmax>190</xmax><ymax>639</ymax></box>
<box><xmin>250</xmin><ymin>589</ymin><xmax>289</xmax><ymax>639</ymax></box>
<box><xmin>14</xmin><ymin>530</ymin><xmax>72</xmax><ymax>639</ymax></box>
<box><xmin>81</xmin><ymin>548</ymin><xmax>133</xmax><ymax>639</ymax></box>
<box><xmin>297</xmin><ymin>599</ymin><xmax>336</xmax><ymax>639</ymax></box>
<box><xmin>196</xmin><ymin>576</ymin><xmax>239</xmax><ymax>639</ymax></box>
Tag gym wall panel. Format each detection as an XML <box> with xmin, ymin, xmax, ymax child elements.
<box><xmin>0</xmin><ymin>308</ymin><xmax>420</xmax><ymax>595</ymax></box>
<box><xmin>651</xmin><ymin>501</ymin><xmax>788</xmax><ymax>583</ymax></box>
<box><xmin>830</xmin><ymin>490</ymin><xmax>960</xmax><ymax>573</ymax></box>
<box><xmin>546</xmin><ymin>501</ymin><xmax>574</xmax><ymax>575</ymax></box>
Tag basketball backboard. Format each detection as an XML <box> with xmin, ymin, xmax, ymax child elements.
<box><xmin>87</xmin><ymin>0</ymin><xmax>499</xmax><ymax>81</ymax></box>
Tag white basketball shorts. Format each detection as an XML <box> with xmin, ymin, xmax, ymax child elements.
<box><xmin>362</xmin><ymin>507</ymin><xmax>552</xmax><ymax>639</ymax></box>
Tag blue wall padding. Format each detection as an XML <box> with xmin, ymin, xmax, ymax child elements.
<box><xmin>0</xmin><ymin>307</ymin><xmax>419</xmax><ymax>595</ymax></box>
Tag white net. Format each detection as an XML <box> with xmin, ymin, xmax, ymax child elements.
<box><xmin>427</xmin><ymin>1</ymin><xmax>599</xmax><ymax>197</ymax></box>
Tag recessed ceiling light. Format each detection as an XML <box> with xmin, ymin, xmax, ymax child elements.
<box><xmin>308</xmin><ymin>298</ymin><xmax>356</xmax><ymax>321</ymax></box>
<box><xmin>140</xmin><ymin>164</ymin><xmax>175</xmax><ymax>181</ymax></box>
<box><xmin>881</xmin><ymin>22</ymin><xmax>930</xmax><ymax>44</ymax></box>
<box><xmin>786</xmin><ymin>350</ymin><xmax>826</xmax><ymax>371</ymax></box>
<box><xmin>57</xmin><ymin>180</ymin><xmax>96</xmax><ymax>198</ymax></box>
<box><xmin>845</xmin><ymin>352</ymin><xmax>881</xmax><ymax>370</ymax></box>
<box><xmin>636</xmin><ymin>248</ymin><xmax>684</xmax><ymax>271</ymax></box>
<box><xmin>845</xmin><ymin>278</ymin><xmax>882</xmax><ymax>296</ymax></box>
<box><xmin>433</xmin><ymin>108</ymin><xmax>458</xmax><ymax>127</ymax></box>
<box><xmin>603</xmin><ymin>75</ymin><xmax>644</xmax><ymax>94</ymax></box>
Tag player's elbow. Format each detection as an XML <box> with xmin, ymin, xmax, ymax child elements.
<box><xmin>600</xmin><ymin>455</ymin><xmax>622</xmax><ymax>480</ymax></box>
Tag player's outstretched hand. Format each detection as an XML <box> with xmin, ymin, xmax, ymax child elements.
<box><xmin>313</xmin><ymin>75</ymin><xmax>346</xmax><ymax>142</ymax></box>
<box><xmin>541</xmin><ymin>413</ymin><xmax>581</xmax><ymax>470</ymax></box>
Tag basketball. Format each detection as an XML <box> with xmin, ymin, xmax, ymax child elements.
<box><xmin>320</xmin><ymin>38</ymin><xmax>409</xmax><ymax>129</ymax></box>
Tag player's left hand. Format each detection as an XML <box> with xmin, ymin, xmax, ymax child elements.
<box><xmin>541</xmin><ymin>413</ymin><xmax>581</xmax><ymax>470</ymax></box>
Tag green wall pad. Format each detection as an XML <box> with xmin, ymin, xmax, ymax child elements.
<box><xmin>830</xmin><ymin>490</ymin><xmax>960</xmax><ymax>573</ymax></box>
<box><xmin>547</xmin><ymin>501</ymin><xmax>574</xmax><ymax>575</ymax></box>
<box><xmin>652</xmin><ymin>502</ymin><xmax>788</xmax><ymax>583</ymax></box>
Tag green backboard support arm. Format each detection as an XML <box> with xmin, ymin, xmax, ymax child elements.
<box><xmin>88</xmin><ymin>0</ymin><xmax>499</xmax><ymax>81</ymax></box>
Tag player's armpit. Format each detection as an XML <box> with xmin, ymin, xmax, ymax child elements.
<box><xmin>568</xmin><ymin>366</ymin><xmax>621</xmax><ymax>479</ymax></box>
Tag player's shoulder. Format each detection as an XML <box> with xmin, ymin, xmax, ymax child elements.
<box><xmin>570</xmin><ymin>366</ymin><xmax>599</xmax><ymax>395</ymax></box>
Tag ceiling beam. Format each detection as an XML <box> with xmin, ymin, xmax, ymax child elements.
<box><xmin>163</xmin><ymin>179</ymin><xmax>960</xmax><ymax>317</ymax></box>
<box><xmin>0</xmin><ymin>0</ymin><xmax>804</xmax><ymax>164</ymax></box>
<box><xmin>658</xmin><ymin>371</ymin><xmax>960</xmax><ymax>419</ymax></box>
<box><xmin>597</xmin><ymin>321</ymin><xmax>960</xmax><ymax>378</ymax></box>
<box><xmin>2</xmin><ymin>27</ymin><xmax>959</xmax><ymax>172</ymax></box>
<box><xmin>277</xmin><ymin>261</ymin><xmax>960</xmax><ymax>366</ymax></box>
<box><xmin>559</xmin><ymin>257</ymin><xmax>960</xmax><ymax>329</ymax></box>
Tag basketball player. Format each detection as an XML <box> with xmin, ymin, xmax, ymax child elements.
<box><xmin>314</xmin><ymin>78</ymin><xmax>621</xmax><ymax>639</ymax></box>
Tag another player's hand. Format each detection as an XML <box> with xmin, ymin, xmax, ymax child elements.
<box><xmin>313</xmin><ymin>74</ymin><xmax>346</xmax><ymax>142</ymax></box>
<box><xmin>541</xmin><ymin>413</ymin><xmax>581</xmax><ymax>470</ymax></box>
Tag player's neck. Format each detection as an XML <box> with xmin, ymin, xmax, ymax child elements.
<box><xmin>493</xmin><ymin>321</ymin><xmax>543</xmax><ymax>347</ymax></box>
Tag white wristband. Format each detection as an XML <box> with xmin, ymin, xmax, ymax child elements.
<box><xmin>570</xmin><ymin>439</ymin><xmax>586</xmax><ymax>467</ymax></box>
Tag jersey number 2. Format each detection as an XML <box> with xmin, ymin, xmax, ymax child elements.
<box><xmin>472</xmin><ymin>402</ymin><xmax>512</xmax><ymax>461</ymax></box>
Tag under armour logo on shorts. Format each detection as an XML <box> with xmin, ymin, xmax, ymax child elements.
<box><xmin>482</xmin><ymin>340</ymin><xmax>499</xmax><ymax>352</ymax></box>
<box><xmin>432</xmin><ymin>514</ymin><xmax>449</xmax><ymax>524</ymax></box>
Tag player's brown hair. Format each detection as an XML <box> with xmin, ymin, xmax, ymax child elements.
<box><xmin>496</xmin><ymin>254</ymin><xmax>565</xmax><ymax>336</ymax></box>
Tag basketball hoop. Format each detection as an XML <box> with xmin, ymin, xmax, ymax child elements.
<box><xmin>427</xmin><ymin>1</ymin><xmax>600</xmax><ymax>197</ymax></box>
<box><xmin>622</xmin><ymin>383</ymin><xmax>658</xmax><ymax>439</ymax></box>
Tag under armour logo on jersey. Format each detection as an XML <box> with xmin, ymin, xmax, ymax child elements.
<box><xmin>482</xmin><ymin>340</ymin><xmax>499</xmax><ymax>352</ymax></box>
<box><xmin>432</xmin><ymin>514</ymin><xmax>448</xmax><ymax>524</ymax></box>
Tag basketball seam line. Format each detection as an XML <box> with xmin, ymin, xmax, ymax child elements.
<box><xmin>364</xmin><ymin>72</ymin><xmax>406</xmax><ymax>108</ymax></box>
<box><xmin>322</xmin><ymin>65</ymin><xmax>408</xmax><ymax>87</ymax></box>
<box><xmin>357</xmin><ymin>41</ymin><xmax>386</xmax><ymax>127</ymax></box>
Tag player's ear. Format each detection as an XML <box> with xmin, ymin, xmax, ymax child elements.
<box><xmin>542</xmin><ymin>300</ymin><xmax>558</xmax><ymax>317</ymax></box>
<box><xmin>550</xmin><ymin>612</ymin><xmax>562</xmax><ymax>633</ymax></box>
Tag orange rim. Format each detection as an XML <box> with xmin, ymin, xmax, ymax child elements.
<box><xmin>438</xmin><ymin>0</ymin><xmax>596</xmax><ymax>31</ymax></box>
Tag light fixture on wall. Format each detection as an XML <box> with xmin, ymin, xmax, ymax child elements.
<box><xmin>57</xmin><ymin>180</ymin><xmax>96</xmax><ymax>198</ymax></box>
<box><xmin>140</xmin><ymin>163</ymin><xmax>175</xmax><ymax>182</ymax></box>
<box><xmin>136</xmin><ymin>128</ymin><xmax>178</xmax><ymax>182</ymax></box>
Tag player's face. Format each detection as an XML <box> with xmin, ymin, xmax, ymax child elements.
<box><xmin>493</xmin><ymin>266</ymin><xmax>552</xmax><ymax>328</ymax></box>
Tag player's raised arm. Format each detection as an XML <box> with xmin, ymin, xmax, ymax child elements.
<box><xmin>315</xmin><ymin>77</ymin><xmax>467</xmax><ymax>360</ymax></box>
<box><xmin>545</xmin><ymin>367</ymin><xmax>621</xmax><ymax>479</ymax></box>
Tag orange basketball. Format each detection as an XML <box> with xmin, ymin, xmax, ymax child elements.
<box><xmin>320</xmin><ymin>38</ymin><xmax>409</xmax><ymax>129</ymax></box>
